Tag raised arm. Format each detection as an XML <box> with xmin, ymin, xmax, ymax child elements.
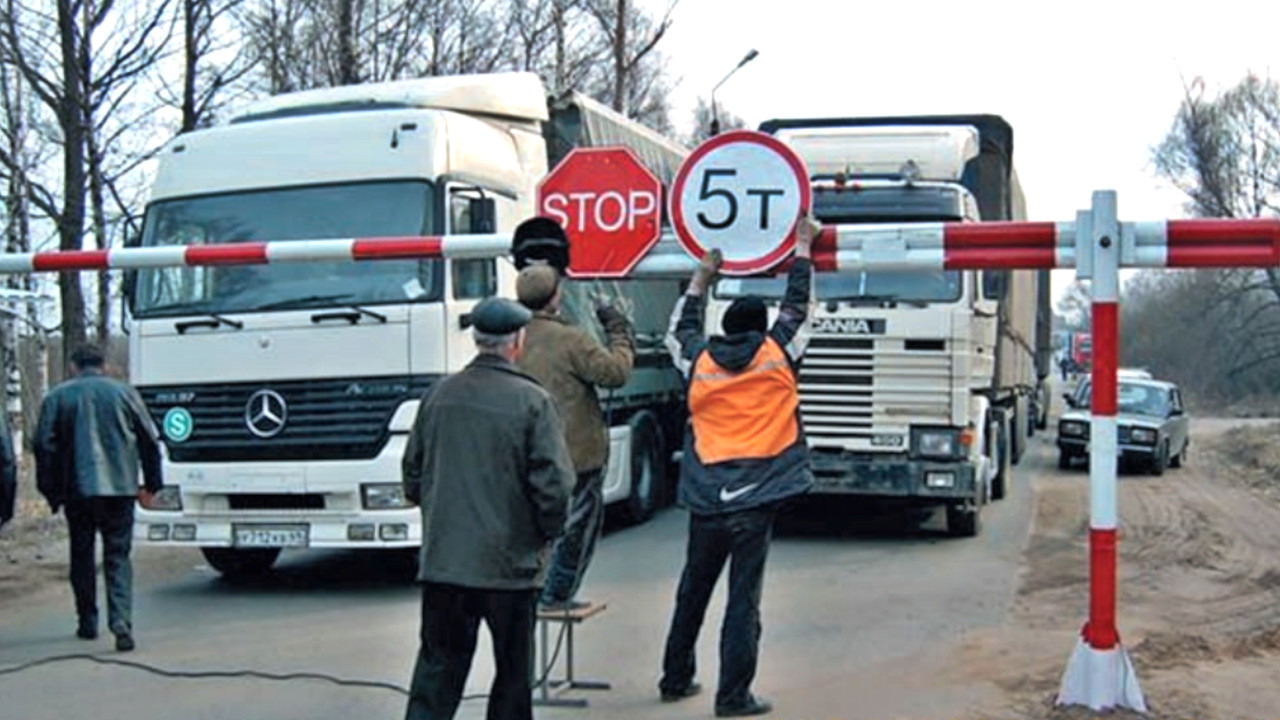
<box><xmin>664</xmin><ymin>249</ymin><xmax>721</xmax><ymax>378</ymax></box>
<box><xmin>770</xmin><ymin>214</ymin><xmax>821</xmax><ymax>363</ymax></box>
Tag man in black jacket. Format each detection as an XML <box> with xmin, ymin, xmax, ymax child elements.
<box><xmin>658</xmin><ymin>213</ymin><xmax>819</xmax><ymax>717</ymax></box>
<box><xmin>35</xmin><ymin>344</ymin><xmax>163</xmax><ymax>652</ymax></box>
<box><xmin>401</xmin><ymin>296</ymin><xmax>573</xmax><ymax>720</ymax></box>
<box><xmin>0</xmin><ymin>409</ymin><xmax>16</xmax><ymax>530</ymax></box>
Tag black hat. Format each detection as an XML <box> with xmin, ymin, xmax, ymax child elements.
<box><xmin>723</xmin><ymin>296</ymin><xmax>768</xmax><ymax>335</ymax></box>
<box><xmin>512</xmin><ymin>217</ymin><xmax>570</xmax><ymax>272</ymax></box>
<box><xmin>471</xmin><ymin>297</ymin><xmax>532</xmax><ymax>334</ymax></box>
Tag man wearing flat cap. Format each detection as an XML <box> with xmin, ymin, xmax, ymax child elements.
<box><xmin>513</xmin><ymin>217</ymin><xmax>635</xmax><ymax>612</ymax></box>
<box><xmin>401</xmin><ymin>296</ymin><xmax>573</xmax><ymax>720</ymax></box>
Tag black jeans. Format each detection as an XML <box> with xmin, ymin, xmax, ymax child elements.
<box><xmin>405</xmin><ymin>582</ymin><xmax>536</xmax><ymax>720</ymax></box>
<box><xmin>540</xmin><ymin>469</ymin><xmax>604</xmax><ymax>605</ymax></box>
<box><xmin>660</xmin><ymin>505</ymin><xmax>777</xmax><ymax>709</ymax></box>
<box><xmin>65</xmin><ymin>496</ymin><xmax>135</xmax><ymax>637</ymax></box>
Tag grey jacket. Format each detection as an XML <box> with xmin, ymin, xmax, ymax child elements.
<box><xmin>402</xmin><ymin>353</ymin><xmax>573</xmax><ymax>589</ymax></box>
<box><xmin>35</xmin><ymin>369</ymin><xmax>163</xmax><ymax>510</ymax></box>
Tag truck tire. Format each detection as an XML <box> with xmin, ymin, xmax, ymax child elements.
<box><xmin>625</xmin><ymin>413</ymin><xmax>664</xmax><ymax>525</ymax></box>
<box><xmin>946</xmin><ymin>500</ymin><xmax>981</xmax><ymax>537</ymax></box>
<box><xmin>1010</xmin><ymin>398</ymin><xmax>1028</xmax><ymax>465</ymax></box>
<box><xmin>1149</xmin><ymin>441</ymin><xmax>1168</xmax><ymax>477</ymax></box>
<box><xmin>991</xmin><ymin>411</ymin><xmax>1012</xmax><ymax>501</ymax></box>
<box><xmin>201</xmin><ymin>547</ymin><xmax>280</xmax><ymax>580</ymax></box>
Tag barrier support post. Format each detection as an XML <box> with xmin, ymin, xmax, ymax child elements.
<box><xmin>1056</xmin><ymin>190</ymin><xmax>1146</xmax><ymax>711</ymax></box>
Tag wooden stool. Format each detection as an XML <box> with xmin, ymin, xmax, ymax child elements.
<box><xmin>532</xmin><ymin>602</ymin><xmax>610</xmax><ymax>708</ymax></box>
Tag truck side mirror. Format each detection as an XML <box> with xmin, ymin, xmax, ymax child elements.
<box><xmin>468</xmin><ymin>198</ymin><xmax>496</xmax><ymax>234</ymax></box>
<box><xmin>983</xmin><ymin>271</ymin><xmax>1009</xmax><ymax>300</ymax></box>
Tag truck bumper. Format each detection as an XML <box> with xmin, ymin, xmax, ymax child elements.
<box><xmin>808</xmin><ymin>451</ymin><xmax>977</xmax><ymax>500</ymax></box>
<box><xmin>135</xmin><ymin>434</ymin><xmax>420</xmax><ymax>549</ymax></box>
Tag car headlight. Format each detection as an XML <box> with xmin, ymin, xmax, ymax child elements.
<box><xmin>361</xmin><ymin>483</ymin><xmax>414</xmax><ymax>509</ymax></box>
<box><xmin>1059</xmin><ymin>421</ymin><xmax>1087</xmax><ymax>438</ymax></box>
<box><xmin>912</xmin><ymin>428</ymin><xmax>959</xmax><ymax>459</ymax></box>
<box><xmin>140</xmin><ymin>486</ymin><xmax>182</xmax><ymax>511</ymax></box>
<box><xmin>1129</xmin><ymin>427</ymin><xmax>1158</xmax><ymax>444</ymax></box>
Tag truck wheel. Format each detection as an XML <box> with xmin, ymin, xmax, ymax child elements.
<box><xmin>625</xmin><ymin>413</ymin><xmax>664</xmax><ymax>525</ymax></box>
<box><xmin>1011</xmin><ymin>399</ymin><xmax>1028</xmax><ymax>466</ymax></box>
<box><xmin>1058</xmin><ymin>451</ymin><xmax>1073</xmax><ymax>470</ymax></box>
<box><xmin>991</xmin><ymin>412</ymin><xmax>1012</xmax><ymax>501</ymax></box>
<box><xmin>946</xmin><ymin>501</ymin><xmax>981</xmax><ymax>537</ymax></box>
<box><xmin>201</xmin><ymin>548</ymin><xmax>280</xmax><ymax>580</ymax></box>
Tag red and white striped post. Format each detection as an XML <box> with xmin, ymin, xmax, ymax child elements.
<box><xmin>1056</xmin><ymin>191</ymin><xmax>1146</xmax><ymax>710</ymax></box>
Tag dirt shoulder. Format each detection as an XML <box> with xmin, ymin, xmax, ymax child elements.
<box><xmin>945</xmin><ymin>418</ymin><xmax>1280</xmax><ymax>720</ymax></box>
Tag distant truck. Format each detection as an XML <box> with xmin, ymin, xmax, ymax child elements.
<box><xmin>126</xmin><ymin>73</ymin><xmax>688</xmax><ymax>578</ymax></box>
<box><xmin>710</xmin><ymin>115</ymin><xmax>1051</xmax><ymax>536</ymax></box>
<box><xmin>1070</xmin><ymin>332</ymin><xmax>1092</xmax><ymax>373</ymax></box>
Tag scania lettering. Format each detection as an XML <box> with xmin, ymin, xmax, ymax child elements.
<box><xmin>128</xmin><ymin>73</ymin><xmax>688</xmax><ymax>578</ymax></box>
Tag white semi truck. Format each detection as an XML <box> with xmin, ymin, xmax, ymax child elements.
<box><xmin>713</xmin><ymin>116</ymin><xmax>1051</xmax><ymax>536</ymax></box>
<box><xmin>126</xmin><ymin>73</ymin><xmax>688</xmax><ymax>577</ymax></box>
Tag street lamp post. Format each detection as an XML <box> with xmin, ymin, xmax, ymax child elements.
<box><xmin>709</xmin><ymin>49</ymin><xmax>759</xmax><ymax>137</ymax></box>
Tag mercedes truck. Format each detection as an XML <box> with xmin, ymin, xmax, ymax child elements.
<box><xmin>126</xmin><ymin>73</ymin><xmax>688</xmax><ymax>577</ymax></box>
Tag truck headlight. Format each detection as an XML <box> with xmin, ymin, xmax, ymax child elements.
<box><xmin>912</xmin><ymin>428</ymin><xmax>960</xmax><ymax>459</ymax></box>
<box><xmin>1129</xmin><ymin>427</ymin><xmax>1157</xmax><ymax>445</ymax></box>
<box><xmin>140</xmin><ymin>486</ymin><xmax>182</xmax><ymax>511</ymax></box>
<box><xmin>1059</xmin><ymin>421</ymin><xmax>1087</xmax><ymax>438</ymax></box>
<box><xmin>361</xmin><ymin>483</ymin><xmax>414</xmax><ymax>509</ymax></box>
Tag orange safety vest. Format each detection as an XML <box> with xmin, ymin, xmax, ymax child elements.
<box><xmin>688</xmin><ymin>338</ymin><xmax>800</xmax><ymax>465</ymax></box>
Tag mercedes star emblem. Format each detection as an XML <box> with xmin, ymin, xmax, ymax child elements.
<box><xmin>245</xmin><ymin>389</ymin><xmax>288</xmax><ymax>438</ymax></box>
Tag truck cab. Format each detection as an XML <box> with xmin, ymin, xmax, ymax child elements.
<box><xmin>128</xmin><ymin>73</ymin><xmax>686</xmax><ymax>577</ymax></box>
<box><xmin>710</xmin><ymin>117</ymin><xmax>1048</xmax><ymax>536</ymax></box>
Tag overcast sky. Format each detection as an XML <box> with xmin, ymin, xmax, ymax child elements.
<box><xmin>650</xmin><ymin>0</ymin><xmax>1279</xmax><ymax>300</ymax></box>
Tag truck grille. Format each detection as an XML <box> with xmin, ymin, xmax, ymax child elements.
<box><xmin>139</xmin><ymin>375</ymin><xmax>437</xmax><ymax>462</ymax></box>
<box><xmin>800</xmin><ymin>337</ymin><xmax>951</xmax><ymax>448</ymax></box>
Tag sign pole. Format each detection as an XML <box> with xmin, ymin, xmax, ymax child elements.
<box><xmin>1057</xmin><ymin>190</ymin><xmax>1146</xmax><ymax>711</ymax></box>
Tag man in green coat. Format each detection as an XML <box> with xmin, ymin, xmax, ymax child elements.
<box><xmin>401</xmin><ymin>297</ymin><xmax>573</xmax><ymax>720</ymax></box>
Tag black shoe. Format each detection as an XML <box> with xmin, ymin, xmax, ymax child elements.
<box><xmin>660</xmin><ymin>681</ymin><xmax>701</xmax><ymax>703</ymax></box>
<box><xmin>115</xmin><ymin>634</ymin><xmax>135</xmax><ymax>652</ymax></box>
<box><xmin>76</xmin><ymin>626</ymin><xmax>98</xmax><ymax>641</ymax></box>
<box><xmin>716</xmin><ymin>695</ymin><xmax>773</xmax><ymax>717</ymax></box>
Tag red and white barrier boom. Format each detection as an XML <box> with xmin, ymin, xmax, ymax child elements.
<box><xmin>6</xmin><ymin>185</ymin><xmax>1280</xmax><ymax>712</ymax></box>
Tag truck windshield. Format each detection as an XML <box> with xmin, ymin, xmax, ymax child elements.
<box><xmin>133</xmin><ymin>181</ymin><xmax>440</xmax><ymax>318</ymax></box>
<box><xmin>716</xmin><ymin>269</ymin><xmax>962</xmax><ymax>303</ymax></box>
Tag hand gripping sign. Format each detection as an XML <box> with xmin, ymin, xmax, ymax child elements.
<box><xmin>669</xmin><ymin>130</ymin><xmax>811</xmax><ymax>276</ymax></box>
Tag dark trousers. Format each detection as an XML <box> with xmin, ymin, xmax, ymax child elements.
<box><xmin>405</xmin><ymin>582</ymin><xmax>536</xmax><ymax>720</ymax></box>
<box><xmin>540</xmin><ymin>469</ymin><xmax>605</xmax><ymax>605</ymax></box>
<box><xmin>660</xmin><ymin>506</ymin><xmax>777</xmax><ymax>709</ymax></box>
<box><xmin>65</xmin><ymin>496</ymin><xmax>135</xmax><ymax>637</ymax></box>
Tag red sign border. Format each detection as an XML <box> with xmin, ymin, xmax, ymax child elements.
<box><xmin>536</xmin><ymin>146</ymin><xmax>664</xmax><ymax>279</ymax></box>
<box><xmin>668</xmin><ymin>130</ymin><xmax>812</xmax><ymax>275</ymax></box>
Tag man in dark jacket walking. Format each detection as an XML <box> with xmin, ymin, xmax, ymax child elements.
<box><xmin>657</xmin><ymin>213</ymin><xmax>819</xmax><ymax>717</ymax></box>
<box><xmin>514</xmin><ymin>217</ymin><xmax>635</xmax><ymax>610</ymax></box>
<box><xmin>401</xmin><ymin>296</ymin><xmax>573</xmax><ymax>720</ymax></box>
<box><xmin>35</xmin><ymin>344</ymin><xmax>163</xmax><ymax>652</ymax></box>
<box><xmin>0</xmin><ymin>409</ymin><xmax>16</xmax><ymax>530</ymax></box>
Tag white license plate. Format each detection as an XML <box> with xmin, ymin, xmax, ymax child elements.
<box><xmin>233</xmin><ymin>524</ymin><xmax>309</xmax><ymax>548</ymax></box>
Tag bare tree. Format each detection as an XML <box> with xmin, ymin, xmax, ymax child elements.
<box><xmin>582</xmin><ymin>0</ymin><xmax>676</xmax><ymax>130</ymax></box>
<box><xmin>166</xmin><ymin>0</ymin><xmax>254</xmax><ymax>131</ymax></box>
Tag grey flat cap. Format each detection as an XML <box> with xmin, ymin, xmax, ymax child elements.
<box><xmin>471</xmin><ymin>296</ymin><xmax>532</xmax><ymax>334</ymax></box>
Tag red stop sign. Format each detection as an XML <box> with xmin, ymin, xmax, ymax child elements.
<box><xmin>537</xmin><ymin>148</ymin><xmax>662</xmax><ymax>278</ymax></box>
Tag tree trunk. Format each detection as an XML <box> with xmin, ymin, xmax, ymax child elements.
<box><xmin>182</xmin><ymin>0</ymin><xmax>198</xmax><ymax>131</ymax></box>
<box><xmin>337</xmin><ymin>0</ymin><xmax>359</xmax><ymax>85</ymax></box>
<box><xmin>611</xmin><ymin>0</ymin><xmax>626</xmax><ymax>112</ymax></box>
<box><xmin>88</xmin><ymin>129</ymin><xmax>110</xmax><ymax>341</ymax></box>
<box><xmin>57</xmin><ymin>0</ymin><xmax>88</xmax><ymax>361</ymax></box>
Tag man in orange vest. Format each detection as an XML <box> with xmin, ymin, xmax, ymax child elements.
<box><xmin>658</xmin><ymin>212</ymin><xmax>820</xmax><ymax>717</ymax></box>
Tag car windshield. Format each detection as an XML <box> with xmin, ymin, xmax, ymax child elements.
<box><xmin>1116</xmin><ymin>383</ymin><xmax>1169</xmax><ymax>416</ymax></box>
<box><xmin>716</xmin><ymin>269</ymin><xmax>962</xmax><ymax>303</ymax></box>
<box><xmin>133</xmin><ymin>181</ymin><xmax>440</xmax><ymax>317</ymax></box>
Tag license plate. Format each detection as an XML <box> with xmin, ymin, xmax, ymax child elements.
<box><xmin>233</xmin><ymin>524</ymin><xmax>309</xmax><ymax>548</ymax></box>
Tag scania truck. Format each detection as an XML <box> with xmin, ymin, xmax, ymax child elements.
<box><xmin>127</xmin><ymin>73</ymin><xmax>688</xmax><ymax>577</ymax></box>
<box><xmin>712</xmin><ymin>116</ymin><xmax>1051</xmax><ymax>536</ymax></box>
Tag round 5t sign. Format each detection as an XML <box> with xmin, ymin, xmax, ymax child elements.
<box><xmin>670</xmin><ymin>130</ymin><xmax>811</xmax><ymax>275</ymax></box>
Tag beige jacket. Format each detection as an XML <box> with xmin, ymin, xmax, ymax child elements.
<box><xmin>518</xmin><ymin>307</ymin><xmax>634</xmax><ymax>472</ymax></box>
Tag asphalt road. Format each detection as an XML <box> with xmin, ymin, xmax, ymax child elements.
<box><xmin>0</xmin><ymin>440</ymin><xmax>1043</xmax><ymax>720</ymax></box>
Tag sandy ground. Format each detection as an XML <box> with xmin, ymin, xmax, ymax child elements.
<box><xmin>6</xmin><ymin>417</ymin><xmax>1280</xmax><ymax>718</ymax></box>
